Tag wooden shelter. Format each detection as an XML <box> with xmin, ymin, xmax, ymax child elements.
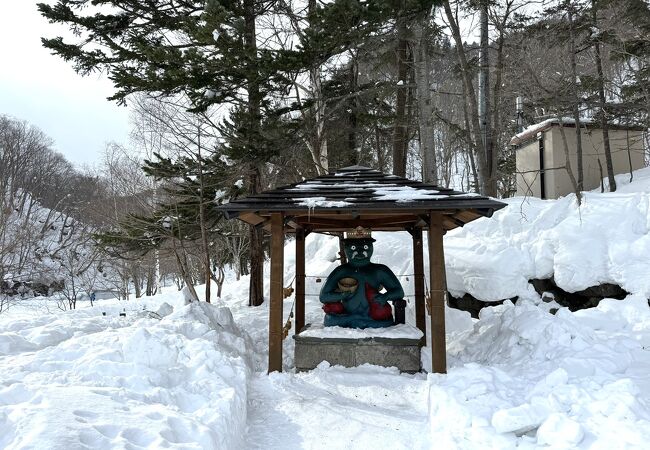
<box><xmin>218</xmin><ymin>166</ymin><xmax>506</xmax><ymax>374</ymax></box>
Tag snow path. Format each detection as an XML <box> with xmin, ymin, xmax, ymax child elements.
<box><xmin>244</xmin><ymin>365</ymin><xmax>431</xmax><ymax>450</ymax></box>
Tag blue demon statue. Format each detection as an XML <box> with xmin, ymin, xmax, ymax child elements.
<box><xmin>319</xmin><ymin>227</ymin><xmax>405</xmax><ymax>328</ymax></box>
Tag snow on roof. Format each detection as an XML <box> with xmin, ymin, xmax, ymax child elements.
<box><xmin>372</xmin><ymin>186</ymin><xmax>446</xmax><ymax>202</ymax></box>
<box><xmin>510</xmin><ymin>117</ymin><xmax>643</xmax><ymax>147</ymax></box>
<box><xmin>297</xmin><ymin>197</ymin><xmax>352</xmax><ymax>208</ymax></box>
<box><xmin>219</xmin><ymin>166</ymin><xmax>507</xmax><ymax>230</ymax></box>
<box><xmin>290</xmin><ymin>181</ymin><xmax>482</xmax><ymax>205</ymax></box>
<box><xmin>287</xmin><ymin>167</ymin><xmax>488</xmax><ymax>205</ymax></box>
<box><xmin>510</xmin><ymin>117</ymin><xmax>587</xmax><ymax>146</ymax></box>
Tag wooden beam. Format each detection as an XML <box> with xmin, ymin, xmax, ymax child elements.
<box><xmin>295</xmin><ymin>228</ymin><xmax>306</xmax><ymax>335</ymax></box>
<box><xmin>292</xmin><ymin>216</ymin><xmax>421</xmax><ymax>229</ymax></box>
<box><xmin>239</xmin><ymin>212</ymin><xmax>266</xmax><ymax>226</ymax></box>
<box><xmin>441</xmin><ymin>216</ymin><xmax>462</xmax><ymax>231</ymax></box>
<box><xmin>428</xmin><ymin>212</ymin><xmax>447</xmax><ymax>374</ymax></box>
<box><xmin>281</xmin><ymin>226</ymin><xmax>412</xmax><ymax>233</ymax></box>
<box><xmin>412</xmin><ymin>228</ymin><xmax>426</xmax><ymax>346</ymax></box>
<box><xmin>268</xmin><ymin>212</ymin><xmax>285</xmax><ymax>373</ymax></box>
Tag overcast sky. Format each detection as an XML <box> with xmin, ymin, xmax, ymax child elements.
<box><xmin>0</xmin><ymin>2</ymin><xmax>131</xmax><ymax>168</ymax></box>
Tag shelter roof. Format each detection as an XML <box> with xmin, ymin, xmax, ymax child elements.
<box><xmin>218</xmin><ymin>166</ymin><xmax>506</xmax><ymax>232</ymax></box>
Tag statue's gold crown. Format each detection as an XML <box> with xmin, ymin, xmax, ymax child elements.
<box><xmin>345</xmin><ymin>226</ymin><xmax>372</xmax><ymax>240</ymax></box>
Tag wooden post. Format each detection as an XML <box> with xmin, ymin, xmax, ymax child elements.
<box><xmin>295</xmin><ymin>228</ymin><xmax>306</xmax><ymax>335</ymax></box>
<box><xmin>268</xmin><ymin>213</ymin><xmax>285</xmax><ymax>373</ymax></box>
<box><xmin>412</xmin><ymin>228</ymin><xmax>426</xmax><ymax>345</ymax></box>
<box><xmin>428</xmin><ymin>213</ymin><xmax>447</xmax><ymax>374</ymax></box>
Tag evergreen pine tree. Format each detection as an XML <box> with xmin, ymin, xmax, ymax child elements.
<box><xmin>39</xmin><ymin>0</ymin><xmax>293</xmax><ymax>306</ymax></box>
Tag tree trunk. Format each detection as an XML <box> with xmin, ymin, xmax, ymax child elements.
<box><xmin>567</xmin><ymin>4</ymin><xmax>584</xmax><ymax>191</ymax></box>
<box><xmin>133</xmin><ymin>265</ymin><xmax>142</xmax><ymax>298</ymax></box>
<box><xmin>244</xmin><ymin>0</ymin><xmax>265</xmax><ymax>306</ymax></box>
<box><xmin>392</xmin><ymin>6</ymin><xmax>409</xmax><ymax>177</ymax></box>
<box><xmin>197</xmin><ymin>130</ymin><xmax>212</xmax><ymax>303</ymax></box>
<box><xmin>216</xmin><ymin>265</ymin><xmax>225</xmax><ymax>298</ymax></box>
<box><xmin>172</xmin><ymin>239</ymin><xmax>198</xmax><ymax>302</ymax></box>
<box><xmin>461</xmin><ymin>79</ymin><xmax>480</xmax><ymax>191</ymax></box>
<box><xmin>478</xmin><ymin>0</ymin><xmax>495</xmax><ymax>195</ymax></box>
<box><xmin>443</xmin><ymin>0</ymin><xmax>491</xmax><ymax>195</ymax></box>
<box><xmin>414</xmin><ymin>20</ymin><xmax>437</xmax><ymax>184</ymax></box>
<box><xmin>347</xmin><ymin>59</ymin><xmax>359</xmax><ymax>166</ymax></box>
<box><xmin>145</xmin><ymin>267</ymin><xmax>155</xmax><ymax>296</ymax></box>
<box><xmin>557</xmin><ymin>120</ymin><xmax>582</xmax><ymax>204</ymax></box>
<box><xmin>248</xmin><ymin>168</ymin><xmax>264</xmax><ymax>306</ymax></box>
<box><xmin>308</xmin><ymin>0</ymin><xmax>328</xmax><ymax>174</ymax></box>
<box><xmin>592</xmin><ymin>0</ymin><xmax>616</xmax><ymax>191</ymax></box>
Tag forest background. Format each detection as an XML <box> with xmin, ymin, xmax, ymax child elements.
<box><xmin>2</xmin><ymin>0</ymin><xmax>649</xmax><ymax>310</ymax></box>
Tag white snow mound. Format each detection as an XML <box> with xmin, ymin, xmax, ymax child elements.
<box><xmin>0</xmin><ymin>302</ymin><xmax>251</xmax><ymax>449</ymax></box>
<box><xmin>429</xmin><ymin>295</ymin><xmax>650</xmax><ymax>448</ymax></box>
<box><xmin>446</xmin><ymin>186</ymin><xmax>650</xmax><ymax>300</ymax></box>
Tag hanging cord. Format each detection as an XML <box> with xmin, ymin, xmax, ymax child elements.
<box><xmin>303</xmin><ymin>273</ymin><xmax>418</xmax><ymax>298</ymax></box>
<box><xmin>282</xmin><ymin>276</ymin><xmax>296</xmax><ymax>340</ymax></box>
<box><xmin>424</xmin><ymin>276</ymin><xmax>432</xmax><ymax>315</ymax></box>
<box><xmin>283</xmin><ymin>275</ymin><xmax>296</xmax><ymax>299</ymax></box>
<box><xmin>305</xmin><ymin>273</ymin><xmax>415</xmax><ymax>280</ymax></box>
<box><xmin>424</xmin><ymin>275</ymin><xmax>448</xmax><ymax>315</ymax></box>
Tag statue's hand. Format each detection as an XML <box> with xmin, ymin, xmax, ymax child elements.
<box><xmin>340</xmin><ymin>291</ymin><xmax>354</xmax><ymax>302</ymax></box>
<box><xmin>373</xmin><ymin>293</ymin><xmax>388</xmax><ymax>305</ymax></box>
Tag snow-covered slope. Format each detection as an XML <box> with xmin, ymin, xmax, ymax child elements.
<box><xmin>1</xmin><ymin>193</ymin><xmax>118</xmax><ymax>300</ymax></box>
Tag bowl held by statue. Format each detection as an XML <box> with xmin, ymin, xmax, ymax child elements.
<box><xmin>337</xmin><ymin>277</ymin><xmax>358</xmax><ymax>293</ymax></box>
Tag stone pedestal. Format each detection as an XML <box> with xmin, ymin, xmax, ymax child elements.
<box><xmin>293</xmin><ymin>324</ymin><xmax>422</xmax><ymax>373</ymax></box>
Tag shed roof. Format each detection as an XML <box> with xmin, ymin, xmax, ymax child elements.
<box><xmin>510</xmin><ymin>117</ymin><xmax>646</xmax><ymax>147</ymax></box>
<box><xmin>219</xmin><ymin>166</ymin><xmax>506</xmax><ymax>232</ymax></box>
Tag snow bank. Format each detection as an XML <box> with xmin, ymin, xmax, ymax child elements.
<box><xmin>428</xmin><ymin>296</ymin><xmax>650</xmax><ymax>448</ymax></box>
<box><xmin>0</xmin><ymin>301</ymin><xmax>252</xmax><ymax>449</ymax></box>
<box><xmin>446</xmin><ymin>189</ymin><xmax>650</xmax><ymax>300</ymax></box>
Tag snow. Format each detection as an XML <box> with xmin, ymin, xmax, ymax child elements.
<box><xmin>445</xmin><ymin>188</ymin><xmax>650</xmax><ymax>300</ymax></box>
<box><xmin>296</xmin><ymin>197</ymin><xmax>351</xmax><ymax>208</ymax></box>
<box><xmin>373</xmin><ymin>186</ymin><xmax>447</xmax><ymax>202</ymax></box>
<box><xmin>219</xmin><ymin>154</ymin><xmax>234</xmax><ymax>166</ymax></box>
<box><xmin>290</xmin><ymin>180</ymin><xmax>478</xmax><ymax>203</ymax></box>
<box><xmin>433</xmin><ymin>295</ymin><xmax>650</xmax><ymax>448</ymax></box>
<box><xmin>291</xmin><ymin>182</ymin><xmax>391</xmax><ymax>190</ymax></box>
<box><xmin>603</xmin><ymin>165</ymin><xmax>650</xmax><ymax>193</ymax></box>
<box><xmin>3</xmin><ymin>167</ymin><xmax>650</xmax><ymax>449</ymax></box>
<box><xmin>510</xmin><ymin>117</ymin><xmax>596</xmax><ymax>145</ymax></box>
<box><xmin>299</xmin><ymin>323</ymin><xmax>423</xmax><ymax>340</ymax></box>
<box><xmin>0</xmin><ymin>299</ymin><xmax>251</xmax><ymax>449</ymax></box>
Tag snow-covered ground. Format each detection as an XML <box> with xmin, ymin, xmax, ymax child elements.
<box><xmin>2</xmin><ymin>168</ymin><xmax>650</xmax><ymax>449</ymax></box>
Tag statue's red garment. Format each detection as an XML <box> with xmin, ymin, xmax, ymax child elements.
<box><xmin>320</xmin><ymin>283</ymin><xmax>392</xmax><ymax>321</ymax></box>
<box><xmin>364</xmin><ymin>283</ymin><xmax>393</xmax><ymax>321</ymax></box>
<box><xmin>322</xmin><ymin>301</ymin><xmax>344</xmax><ymax>314</ymax></box>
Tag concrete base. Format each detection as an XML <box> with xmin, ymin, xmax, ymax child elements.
<box><xmin>293</xmin><ymin>325</ymin><xmax>422</xmax><ymax>373</ymax></box>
